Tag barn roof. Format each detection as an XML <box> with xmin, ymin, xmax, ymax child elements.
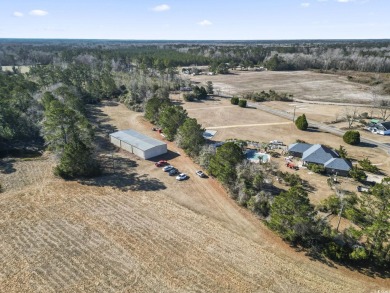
<box><xmin>110</xmin><ymin>129</ymin><xmax>166</xmax><ymax>151</ymax></box>
<box><xmin>302</xmin><ymin>144</ymin><xmax>339</xmax><ymax>165</ymax></box>
<box><xmin>324</xmin><ymin>158</ymin><xmax>353</xmax><ymax>172</ymax></box>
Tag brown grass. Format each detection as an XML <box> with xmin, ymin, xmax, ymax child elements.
<box><xmin>188</xmin><ymin>70</ymin><xmax>387</xmax><ymax>103</ymax></box>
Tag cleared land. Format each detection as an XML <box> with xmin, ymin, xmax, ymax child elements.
<box><xmin>188</xmin><ymin>70</ymin><xmax>387</xmax><ymax>103</ymax></box>
<box><xmin>178</xmin><ymin>95</ymin><xmax>390</xmax><ymax>204</ymax></box>
<box><xmin>1</xmin><ymin>101</ymin><xmax>389</xmax><ymax>292</ymax></box>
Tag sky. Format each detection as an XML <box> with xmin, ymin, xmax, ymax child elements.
<box><xmin>0</xmin><ymin>0</ymin><xmax>389</xmax><ymax>40</ymax></box>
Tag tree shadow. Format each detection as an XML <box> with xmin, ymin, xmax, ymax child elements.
<box><xmin>79</xmin><ymin>172</ymin><xmax>166</xmax><ymax>192</ymax></box>
<box><xmin>306</xmin><ymin>127</ymin><xmax>322</xmax><ymax>133</ymax></box>
<box><xmin>0</xmin><ymin>158</ymin><xmax>17</xmax><ymax>174</ymax></box>
<box><xmin>79</xmin><ymin>156</ymin><xmax>166</xmax><ymax>192</ymax></box>
<box><xmin>358</xmin><ymin>142</ymin><xmax>378</xmax><ymax>148</ymax></box>
<box><xmin>87</xmin><ymin>105</ymin><xmax>118</xmax><ymax>152</ymax></box>
<box><xmin>304</xmin><ymin>249</ymin><xmax>338</xmax><ymax>268</ymax></box>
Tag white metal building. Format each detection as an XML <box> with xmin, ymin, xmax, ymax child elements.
<box><xmin>110</xmin><ymin>129</ymin><xmax>167</xmax><ymax>159</ymax></box>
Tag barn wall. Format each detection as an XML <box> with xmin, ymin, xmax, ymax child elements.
<box><xmin>110</xmin><ymin>136</ymin><xmax>121</xmax><ymax>148</ymax></box>
<box><xmin>110</xmin><ymin>133</ymin><xmax>167</xmax><ymax>159</ymax></box>
<box><xmin>144</xmin><ymin>144</ymin><xmax>167</xmax><ymax>159</ymax></box>
<box><xmin>132</xmin><ymin>146</ymin><xmax>146</xmax><ymax>159</ymax></box>
<box><xmin>121</xmin><ymin>142</ymin><xmax>133</xmax><ymax>154</ymax></box>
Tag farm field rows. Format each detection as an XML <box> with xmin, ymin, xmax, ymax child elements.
<box><xmin>188</xmin><ymin>70</ymin><xmax>386</xmax><ymax>103</ymax></box>
<box><xmin>1</xmin><ymin>101</ymin><xmax>389</xmax><ymax>292</ymax></box>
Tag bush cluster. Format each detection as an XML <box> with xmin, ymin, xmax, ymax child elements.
<box><xmin>230</xmin><ymin>97</ymin><xmax>239</xmax><ymax>105</ymax></box>
<box><xmin>295</xmin><ymin>114</ymin><xmax>308</xmax><ymax>130</ymax></box>
<box><xmin>343</xmin><ymin>130</ymin><xmax>360</xmax><ymax>145</ymax></box>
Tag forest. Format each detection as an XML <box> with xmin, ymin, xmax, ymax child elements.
<box><xmin>1</xmin><ymin>39</ymin><xmax>390</xmax><ymax>72</ymax></box>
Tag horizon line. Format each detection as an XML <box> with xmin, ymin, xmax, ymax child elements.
<box><xmin>0</xmin><ymin>37</ymin><xmax>389</xmax><ymax>42</ymax></box>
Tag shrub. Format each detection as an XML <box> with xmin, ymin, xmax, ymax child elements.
<box><xmin>358</xmin><ymin>158</ymin><xmax>379</xmax><ymax>174</ymax></box>
<box><xmin>183</xmin><ymin>93</ymin><xmax>195</xmax><ymax>102</ymax></box>
<box><xmin>343</xmin><ymin>130</ymin><xmax>360</xmax><ymax>145</ymax></box>
<box><xmin>307</xmin><ymin>163</ymin><xmax>325</xmax><ymax>174</ymax></box>
<box><xmin>238</xmin><ymin>99</ymin><xmax>247</xmax><ymax>108</ymax></box>
<box><xmin>295</xmin><ymin>114</ymin><xmax>308</xmax><ymax>130</ymax></box>
<box><xmin>337</xmin><ymin>145</ymin><xmax>348</xmax><ymax>159</ymax></box>
<box><xmin>230</xmin><ymin>96</ymin><xmax>239</xmax><ymax>105</ymax></box>
<box><xmin>349</xmin><ymin>166</ymin><xmax>367</xmax><ymax>182</ymax></box>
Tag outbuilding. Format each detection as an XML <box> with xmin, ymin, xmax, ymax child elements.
<box><xmin>110</xmin><ymin>129</ymin><xmax>167</xmax><ymax>159</ymax></box>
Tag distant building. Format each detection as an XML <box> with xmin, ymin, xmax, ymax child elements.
<box><xmin>110</xmin><ymin>129</ymin><xmax>167</xmax><ymax>159</ymax></box>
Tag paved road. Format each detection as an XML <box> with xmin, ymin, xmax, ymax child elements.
<box><xmin>247</xmin><ymin>102</ymin><xmax>390</xmax><ymax>154</ymax></box>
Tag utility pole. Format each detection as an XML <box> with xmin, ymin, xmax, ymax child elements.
<box><xmin>292</xmin><ymin>106</ymin><xmax>296</xmax><ymax>122</ymax></box>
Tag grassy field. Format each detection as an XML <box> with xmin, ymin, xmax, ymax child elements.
<box><xmin>1</xmin><ymin>102</ymin><xmax>389</xmax><ymax>292</ymax></box>
<box><xmin>188</xmin><ymin>70</ymin><xmax>388</xmax><ymax>103</ymax></box>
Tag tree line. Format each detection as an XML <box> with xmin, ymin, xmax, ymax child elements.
<box><xmin>2</xmin><ymin>40</ymin><xmax>390</xmax><ymax>72</ymax></box>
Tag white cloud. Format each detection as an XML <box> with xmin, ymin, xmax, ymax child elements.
<box><xmin>337</xmin><ymin>0</ymin><xmax>355</xmax><ymax>2</ymax></box>
<box><xmin>198</xmin><ymin>20</ymin><xmax>213</xmax><ymax>26</ymax></box>
<box><xmin>29</xmin><ymin>10</ymin><xmax>49</xmax><ymax>16</ymax></box>
<box><xmin>152</xmin><ymin>4</ymin><xmax>170</xmax><ymax>12</ymax></box>
<box><xmin>301</xmin><ymin>2</ymin><xmax>311</xmax><ymax>7</ymax></box>
<box><xmin>13</xmin><ymin>11</ymin><xmax>24</xmax><ymax>17</ymax></box>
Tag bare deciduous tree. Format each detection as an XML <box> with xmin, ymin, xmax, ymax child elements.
<box><xmin>372</xmin><ymin>90</ymin><xmax>390</xmax><ymax>121</ymax></box>
<box><xmin>343</xmin><ymin>107</ymin><xmax>359</xmax><ymax>128</ymax></box>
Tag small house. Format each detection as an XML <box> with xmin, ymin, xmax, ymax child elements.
<box><xmin>288</xmin><ymin>143</ymin><xmax>352</xmax><ymax>176</ymax></box>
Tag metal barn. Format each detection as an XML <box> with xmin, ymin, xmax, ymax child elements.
<box><xmin>110</xmin><ymin>129</ymin><xmax>167</xmax><ymax>159</ymax></box>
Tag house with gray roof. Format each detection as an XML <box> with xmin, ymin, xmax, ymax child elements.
<box><xmin>288</xmin><ymin>143</ymin><xmax>313</xmax><ymax>158</ymax></box>
<box><xmin>302</xmin><ymin>144</ymin><xmax>339</xmax><ymax>165</ymax></box>
<box><xmin>324</xmin><ymin>158</ymin><xmax>353</xmax><ymax>176</ymax></box>
<box><xmin>288</xmin><ymin>143</ymin><xmax>352</xmax><ymax>176</ymax></box>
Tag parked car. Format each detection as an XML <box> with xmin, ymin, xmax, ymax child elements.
<box><xmin>169</xmin><ymin>168</ymin><xmax>179</xmax><ymax>176</ymax></box>
<box><xmin>163</xmin><ymin>165</ymin><xmax>174</xmax><ymax>172</ymax></box>
<box><xmin>155</xmin><ymin>160</ymin><xmax>168</xmax><ymax>167</ymax></box>
<box><xmin>195</xmin><ymin>170</ymin><xmax>206</xmax><ymax>178</ymax></box>
<box><xmin>176</xmin><ymin>173</ymin><xmax>188</xmax><ymax>181</ymax></box>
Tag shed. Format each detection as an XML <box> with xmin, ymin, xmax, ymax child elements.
<box><xmin>324</xmin><ymin>158</ymin><xmax>352</xmax><ymax>177</ymax></box>
<box><xmin>288</xmin><ymin>143</ymin><xmax>313</xmax><ymax>158</ymax></box>
<box><xmin>110</xmin><ymin>129</ymin><xmax>167</xmax><ymax>159</ymax></box>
